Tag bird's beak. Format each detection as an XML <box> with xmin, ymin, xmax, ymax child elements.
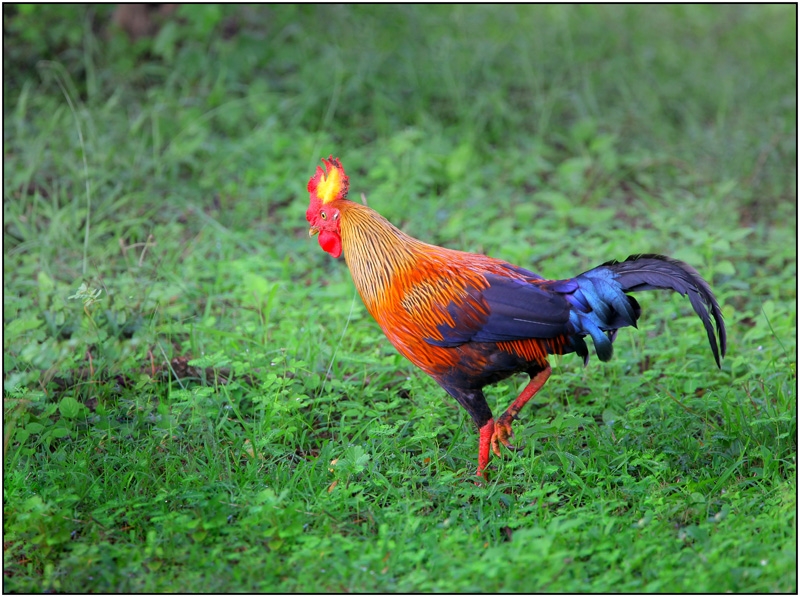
<box><xmin>309</xmin><ymin>226</ymin><xmax>319</xmax><ymax>237</ymax></box>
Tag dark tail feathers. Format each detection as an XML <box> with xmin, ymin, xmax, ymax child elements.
<box><xmin>561</xmin><ymin>254</ymin><xmax>727</xmax><ymax>367</ymax></box>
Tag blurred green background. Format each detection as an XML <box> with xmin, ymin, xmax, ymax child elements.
<box><xmin>3</xmin><ymin>4</ymin><xmax>796</xmax><ymax>592</ymax></box>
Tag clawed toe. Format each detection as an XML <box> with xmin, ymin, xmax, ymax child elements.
<box><xmin>490</xmin><ymin>412</ymin><xmax>522</xmax><ymax>457</ymax></box>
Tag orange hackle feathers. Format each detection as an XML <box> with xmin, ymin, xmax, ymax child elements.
<box><xmin>308</xmin><ymin>156</ymin><xmax>349</xmax><ymax>204</ymax></box>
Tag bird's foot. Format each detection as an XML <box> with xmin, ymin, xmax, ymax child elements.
<box><xmin>490</xmin><ymin>412</ymin><xmax>523</xmax><ymax>457</ymax></box>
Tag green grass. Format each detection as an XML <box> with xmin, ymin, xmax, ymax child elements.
<box><xmin>3</xmin><ymin>4</ymin><xmax>796</xmax><ymax>592</ymax></box>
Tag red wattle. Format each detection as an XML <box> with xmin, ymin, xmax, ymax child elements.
<box><xmin>318</xmin><ymin>230</ymin><xmax>342</xmax><ymax>258</ymax></box>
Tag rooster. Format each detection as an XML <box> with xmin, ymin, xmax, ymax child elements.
<box><xmin>305</xmin><ymin>156</ymin><xmax>726</xmax><ymax>477</ymax></box>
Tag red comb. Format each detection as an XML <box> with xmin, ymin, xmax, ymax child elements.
<box><xmin>308</xmin><ymin>156</ymin><xmax>349</xmax><ymax>203</ymax></box>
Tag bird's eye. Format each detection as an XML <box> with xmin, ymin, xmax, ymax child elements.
<box><xmin>320</xmin><ymin>211</ymin><xmax>327</xmax><ymax>220</ymax></box>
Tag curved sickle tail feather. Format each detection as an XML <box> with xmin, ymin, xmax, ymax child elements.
<box><xmin>556</xmin><ymin>254</ymin><xmax>727</xmax><ymax>366</ymax></box>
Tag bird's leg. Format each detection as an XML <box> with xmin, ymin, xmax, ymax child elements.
<box><xmin>477</xmin><ymin>419</ymin><xmax>494</xmax><ymax>477</ymax></box>
<box><xmin>491</xmin><ymin>365</ymin><xmax>551</xmax><ymax>456</ymax></box>
<box><xmin>439</xmin><ymin>385</ymin><xmax>495</xmax><ymax>477</ymax></box>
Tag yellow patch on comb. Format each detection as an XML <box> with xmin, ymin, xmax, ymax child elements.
<box><xmin>317</xmin><ymin>163</ymin><xmax>344</xmax><ymax>203</ymax></box>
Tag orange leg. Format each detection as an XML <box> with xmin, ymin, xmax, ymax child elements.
<box><xmin>491</xmin><ymin>365</ymin><xmax>551</xmax><ymax>457</ymax></box>
<box><xmin>477</xmin><ymin>419</ymin><xmax>495</xmax><ymax>477</ymax></box>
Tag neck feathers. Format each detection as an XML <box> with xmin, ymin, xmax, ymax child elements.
<box><xmin>338</xmin><ymin>202</ymin><xmax>425</xmax><ymax>309</ymax></box>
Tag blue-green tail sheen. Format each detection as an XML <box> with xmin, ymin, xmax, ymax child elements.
<box><xmin>551</xmin><ymin>254</ymin><xmax>727</xmax><ymax>366</ymax></box>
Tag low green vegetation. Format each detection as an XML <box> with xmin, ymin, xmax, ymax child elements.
<box><xmin>3</xmin><ymin>4</ymin><xmax>796</xmax><ymax>592</ymax></box>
